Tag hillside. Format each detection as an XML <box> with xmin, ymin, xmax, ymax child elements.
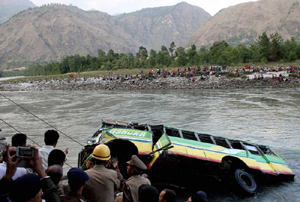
<box><xmin>188</xmin><ymin>0</ymin><xmax>300</xmax><ymax>47</ymax></box>
<box><xmin>0</xmin><ymin>0</ymin><xmax>35</xmax><ymax>24</ymax></box>
<box><xmin>0</xmin><ymin>5</ymin><xmax>140</xmax><ymax>69</ymax></box>
<box><xmin>0</xmin><ymin>2</ymin><xmax>211</xmax><ymax>69</ymax></box>
<box><xmin>116</xmin><ymin>2</ymin><xmax>211</xmax><ymax>50</ymax></box>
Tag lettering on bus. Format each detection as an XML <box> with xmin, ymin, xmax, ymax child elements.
<box><xmin>110</xmin><ymin>129</ymin><xmax>149</xmax><ymax>138</ymax></box>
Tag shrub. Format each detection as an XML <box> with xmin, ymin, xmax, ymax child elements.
<box><xmin>226</xmin><ymin>73</ymin><xmax>239</xmax><ymax>78</ymax></box>
<box><xmin>243</xmin><ymin>71</ymin><xmax>252</xmax><ymax>75</ymax></box>
<box><xmin>289</xmin><ymin>73</ymin><xmax>299</xmax><ymax>77</ymax></box>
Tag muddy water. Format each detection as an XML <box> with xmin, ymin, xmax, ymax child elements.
<box><xmin>0</xmin><ymin>88</ymin><xmax>299</xmax><ymax>201</ymax></box>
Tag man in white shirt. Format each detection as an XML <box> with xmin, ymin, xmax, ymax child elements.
<box><xmin>39</xmin><ymin>130</ymin><xmax>60</xmax><ymax>170</ymax></box>
<box><xmin>0</xmin><ymin>146</ymin><xmax>28</xmax><ymax>180</ymax></box>
<box><xmin>0</xmin><ymin>161</ymin><xmax>27</xmax><ymax>180</ymax></box>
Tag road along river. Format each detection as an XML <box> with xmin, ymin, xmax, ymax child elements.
<box><xmin>0</xmin><ymin>88</ymin><xmax>299</xmax><ymax>201</ymax></box>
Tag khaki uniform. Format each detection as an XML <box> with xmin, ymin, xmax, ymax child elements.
<box><xmin>83</xmin><ymin>165</ymin><xmax>120</xmax><ymax>202</ymax></box>
<box><xmin>122</xmin><ymin>175</ymin><xmax>151</xmax><ymax>202</ymax></box>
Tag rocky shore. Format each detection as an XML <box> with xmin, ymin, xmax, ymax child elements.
<box><xmin>1</xmin><ymin>75</ymin><xmax>300</xmax><ymax>91</ymax></box>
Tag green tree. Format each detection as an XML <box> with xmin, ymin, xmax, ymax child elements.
<box><xmin>218</xmin><ymin>46</ymin><xmax>237</xmax><ymax>66</ymax></box>
<box><xmin>210</xmin><ymin>41</ymin><xmax>229</xmax><ymax>64</ymax></box>
<box><xmin>148</xmin><ymin>49</ymin><xmax>157</xmax><ymax>67</ymax></box>
<box><xmin>236</xmin><ymin>44</ymin><xmax>250</xmax><ymax>63</ymax></box>
<box><xmin>199</xmin><ymin>46</ymin><xmax>210</xmax><ymax>64</ymax></box>
<box><xmin>67</xmin><ymin>56</ymin><xmax>76</xmax><ymax>72</ymax></box>
<box><xmin>127</xmin><ymin>53</ymin><xmax>135</xmax><ymax>69</ymax></box>
<box><xmin>89</xmin><ymin>56</ymin><xmax>98</xmax><ymax>70</ymax></box>
<box><xmin>161</xmin><ymin>46</ymin><xmax>168</xmax><ymax>52</ymax></box>
<box><xmin>157</xmin><ymin>50</ymin><xmax>172</xmax><ymax>66</ymax></box>
<box><xmin>137</xmin><ymin>46</ymin><xmax>148</xmax><ymax>60</ymax></box>
<box><xmin>107</xmin><ymin>49</ymin><xmax>116</xmax><ymax>63</ymax></box>
<box><xmin>175</xmin><ymin>47</ymin><xmax>188</xmax><ymax>66</ymax></box>
<box><xmin>288</xmin><ymin>51</ymin><xmax>297</xmax><ymax>62</ymax></box>
<box><xmin>282</xmin><ymin>37</ymin><xmax>297</xmax><ymax>60</ymax></box>
<box><xmin>296</xmin><ymin>44</ymin><xmax>300</xmax><ymax>59</ymax></box>
<box><xmin>84</xmin><ymin>54</ymin><xmax>92</xmax><ymax>70</ymax></box>
<box><xmin>71</xmin><ymin>55</ymin><xmax>83</xmax><ymax>72</ymax></box>
<box><xmin>169</xmin><ymin>42</ymin><xmax>176</xmax><ymax>57</ymax></box>
<box><xmin>187</xmin><ymin>44</ymin><xmax>199</xmax><ymax>65</ymax></box>
<box><xmin>105</xmin><ymin>61</ymin><xmax>113</xmax><ymax>70</ymax></box>
<box><xmin>257</xmin><ymin>32</ymin><xmax>270</xmax><ymax>60</ymax></box>
<box><xmin>269</xmin><ymin>33</ymin><xmax>283</xmax><ymax>61</ymax></box>
<box><xmin>249</xmin><ymin>44</ymin><xmax>262</xmax><ymax>62</ymax></box>
<box><xmin>115</xmin><ymin>54</ymin><xmax>128</xmax><ymax>69</ymax></box>
<box><xmin>97</xmin><ymin>49</ymin><xmax>107</xmax><ymax>67</ymax></box>
<box><xmin>23</xmin><ymin>34</ymin><xmax>300</xmax><ymax>76</ymax></box>
<box><xmin>60</xmin><ymin>58</ymin><xmax>70</xmax><ymax>73</ymax></box>
<box><xmin>134</xmin><ymin>57</ymin><xmax>141</xmax><ymax>69</ymax></box>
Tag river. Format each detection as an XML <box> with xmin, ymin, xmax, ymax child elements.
<box><xmin>0</xmin><ymin>88</ymin><xmax>299</xmax><ymax>201</ymax></box>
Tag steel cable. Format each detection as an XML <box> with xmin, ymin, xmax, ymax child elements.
<box><xmin>0</xmin><ymin>93</ymin><xmax>83</xmax><ymax>168</ymax></box>
<box><xmin>0</xmin><ymin>118</ymin><xmax>73</xmax><ymax>168</ymax></box>
<box><xmin>0</xmin><ymin>93</ymin><xmax>84</xmax><ymax>147</ymax></box>
<box><xmin>0</xmin><ymin>118</ymin><xmax>42</xmax><ymax>147</ymax></box>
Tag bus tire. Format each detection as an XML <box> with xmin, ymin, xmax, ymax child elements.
<box><xmin>233</xmin><ymin>169</ymin><xmax>257</xmax><ymax>194</ymax></box>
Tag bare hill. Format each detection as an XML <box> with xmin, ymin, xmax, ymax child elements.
<box><xmin>0</xmin><ymin>0</ymin><xmax>36</xmax><ymax>24</ymax></box>
<box><xmin>0</xmin><ymin>5</ymin><xmax>140</xmax><ymax>68</ymax></box>
<box><xmin>0</xmin><ymin>3</ymin><xmax>211</xmax><ymax>69</ymax></box>
<box><xmin>188</xmin><ymin>0</ymin><xmax>300</xmax><ymax>47</ymax></box>
<box><xmin>116</xmin><ymin>2</ymin><xmax>211</xmax><ymax>50</ymax></box>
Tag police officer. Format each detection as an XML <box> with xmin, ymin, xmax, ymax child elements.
<box><xmin>122</xmin><ymin>155</ymin><xmax>151</xmax><ymax>202</ymax></box>
<box><xmin>61</xmin><ymin>167</ymin><xmax>89</xmax><ymax>202</ymax></box>
<box><xmin>83</xmin><ymin>144</ymin><xmax>122</xmax><ymax>202</ymax></box>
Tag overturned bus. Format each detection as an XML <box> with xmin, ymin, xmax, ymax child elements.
<box><xmin>78</xmin><ymin>120</ymin><xmax>295</xmax><ymax>194</ymax></box>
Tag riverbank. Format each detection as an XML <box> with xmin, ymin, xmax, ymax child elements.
<box><xmin>1</xmin><ymin>75</ymin><xmax>300</xmax><ymax>91</ymax></box>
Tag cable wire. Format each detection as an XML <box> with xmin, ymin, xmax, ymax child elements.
<box><xmin>0</xmin><ymin>93</ymin><xmax>85</xmax><ymax>147</ymax></box>
<box><xmin>0</xmin><ymin>94</ymin><xmax>82</xmax><ymax>168</ymax></box>
<box><xmin>0</xmin><ymin>118</ymin><xmax>42</xmax><ymax>147</ymax></box>
<box><xmin>0</xmin><ymin>118</ymin><xmax>73</xmax><ymax>168</ymax></box>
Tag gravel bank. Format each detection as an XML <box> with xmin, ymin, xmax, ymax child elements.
<box><xmin>1</xmin><ymin>76</ymin><xmax>300</xmax><ymax>91</ymax></box>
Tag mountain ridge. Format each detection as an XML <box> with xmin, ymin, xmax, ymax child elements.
<box><xmin>116</xmin><ymin>2</ymin><xmax>211</xmax><ymax>50</ymax></box>
<box><xmin>188</xmin><ymin>0</ymin><xmax>300</xmax><ymax>47</ymax></box>
<box><xmin>0</xmin><ymin>5</ymin><xmax>140</xmax><ymax>68</ymax></box>
<box><xmin>0</xmin><ymin>2</ymin><xmax>211</xmax><ymax>69</ymax></box>
<box><xmin>0</xmin><ymin>0</ymin><xmax>36</xmax><ymax>24</ymax></box>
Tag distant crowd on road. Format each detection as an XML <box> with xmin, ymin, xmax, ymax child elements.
<box><xmin>0</xmin><ymin>130</ymin><xmax>208</xmax><ymax>202</ymax></box>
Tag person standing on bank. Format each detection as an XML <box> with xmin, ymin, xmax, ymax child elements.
<box><xmin>83</xmin><ymin>144</ymin><xmax>122</xmax><ymax>202</ymax></box>
<box><xmin>123</xmin><ymin>155</ymin><xmax>151</xmax><ymax>202</ymax></box>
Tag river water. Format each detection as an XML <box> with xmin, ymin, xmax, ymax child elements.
<box><xmin>0</xmin><ymin>88</ymin><xmax>299</xmax><ymax>201</ymax></box>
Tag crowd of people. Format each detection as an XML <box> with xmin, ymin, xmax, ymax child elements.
<box><xmin>101</xmin><ymin>64</ymin><xmax>300</xmax><ymax>83</ymax></box>
<box><xmin>0</xmin><ymin>130</ymin><xmax>208</xmax><ymax>202</ymax></box>
<box><xmin>250</xmin><ymin>65</ymin><xmax>300</xmax><ymax>74</ymax></box>
<box><xmin>104</xmin><ymin>66</ymin><xmax>225</xmax><ymax>81</ymax></box>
